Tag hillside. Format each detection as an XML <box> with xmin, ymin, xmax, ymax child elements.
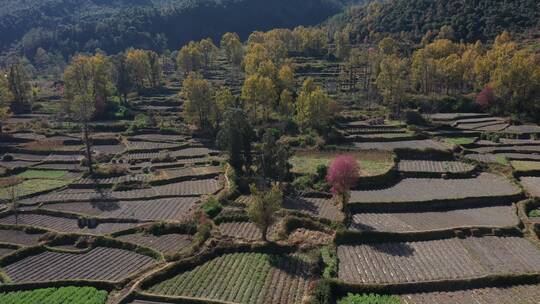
<box><xmin>327</xmin><ymin>0</ymin><xmax>540</xmax><ymax>42</ymax></box>
<box><xmin>0</xmin><ymin>0</ymin><xmax>345</xmax><ymax>57</ymax></box>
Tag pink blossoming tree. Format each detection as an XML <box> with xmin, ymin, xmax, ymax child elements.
<box><xmin>326</xmin><ymin>155</ymin><xmax>359</xmax><ymax>207</ymax></box>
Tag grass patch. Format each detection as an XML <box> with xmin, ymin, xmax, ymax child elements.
<box><xmin>17</xmin><ymin>170</ymin><xmax>69</xmax><ymax>180</ymax></box>
<box><xmin>290</xmin><ymin>151</ymin><xmax>394</xmax><ymax>177</ymax></box>
<box><xmin>0</xmin><ymin>179</ymin><xmax>69</xmax><ymax>199</ymax></box>
<box><xmin>529</xmin><ymin>209</ymin><xmax>540</xmax><ymax>218</ymax></box>
<box><xmin>338</xmin><ymin>293</ymin><xmax>401</xmax><ymax>304</ymax></box>
<box><xmin>511</xmin><ymin>161</ymin><xmax>540</xmax><ymax>172</ymax></box>
<box><xmin>0</xmin><ymin>286</ymin><xmax>108</xmax><ymax>304</ymax></box>
<box><xmin>442</xmin><ymin>137</ymin><xmax>476</xmax><ymax>146</ymax></box>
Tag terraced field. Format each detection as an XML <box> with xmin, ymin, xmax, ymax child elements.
<box><xmin>218</xmin><ymin>221</ymin><xmax>262</xmax><ymax>240</ymax></box>
<box><xmin>401</xmin><ymin>283</ymin><xmax>540</xmax><ymax>304</ymax></box>
<box><xmin>350</xmin><ymin>205</ymin><xmax>519</xmax><ymax>232</ymax></box>
<box><xmin>397</xmin><ymin>160</ymin><xmax>475</xmax><ymax>174</ymax></box>
<box><xmin>0</xmin><ymin>228</ymin><xmax>44</xmax><ymax>246</ymax></box>
<box><xmin>349</xmin><ymin>173</ymin><xmax>520</xmax><ymax>205</ymax></box>
<box><xmin>520</xmin><ymin>177</ymin><xmax>540</xmax><ymax>197</ymax></box>
<box><xmin>146</xmin><ymin>253</ymin><xmax>313</xmax><ymax>304</ymax></box>
<box><xmin>42</xmin><ymin>197</ymin><xmax>199</xmax><ymax>221</ymax></box>
<box><xmin>117</xmin><ymin>233</ymin><xmax>192</xmax><ymax>254</ymax></box>
<box><xmin>0</xmin><ymin>213</ymin><xmax>140</xmax><ymax>234</ymax></box>
<box><xmin>283</xmin><ymin>196</ymin><xmax>342</xmax><ymax>221</ymax></box>
<box><xmin>337</xmin><ymin>236</ymin><xmax>540</xmax><ymax>284</ymax></box>
<box><xmin>4</xmin><ymin>247</ymin><xmax>157</xmax><ymax>282</ymax></box>
<box><xmin>353</xmin><ymin>139</ymin><xmax>449</xmax><ymax>151</ymax></box>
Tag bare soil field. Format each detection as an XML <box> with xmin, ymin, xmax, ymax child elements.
<box><xmin>349</xmin><ymin>173</ymin><xmax>520</xmax><ymax>204</ymax></box>
<box><xmin>337</xmin><ymin>236</ymin><xmax>540</xmax><ymax>284</ymax></box>
<box><xmin>4</xmin><ymin>247</ymin><xmax>156</xmax><ymax>282</ymax></box>
<box><xmin>350</xmin><ymin>205</ymin><xmax>519</xmax><ymax>232</ymax></box>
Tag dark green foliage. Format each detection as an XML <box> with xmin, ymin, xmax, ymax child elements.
<box><xmin>321</xmin><ymin>245</ymin><xmax>337</xmax><ymax>279</ymax></box>
<box><xmin>1</xmin><ymin>0</ymin><xmax>345</xmax><ymax>59</ymax></box>
<box><xmin>329</xmin><ymin>0</ymin><xmax>540</xmax><ymax>43</ymax></box>
<box><xmin>217</xmin><ymin>108</ymin><xmax>255</xmax><ymax>175</ymax></box>
<box><xmin>0</xmin><ymin>286</ymin><xmax>108</xmax><ymax>304</ymax></box>
<box><xmin>257</xmin><ymin>129</ymin><xmax>292</xmax><ymax>182</ymax></box>
<box><xmin>310</xmin><ymin>280</ymin><xmax>332</xmax><ymax>304</ymax></box>
<box><xmin>338</xmin><ymin>293</ymin><xmax>401</xmax><ymax>304</ymax></box>
<box><xmin>201</xmin><ymin>197</ymin><xmax>223</xmax><ymax>218</ymax></box>
<box><xmin>404</xmin><ymin>110</ymin><xmax>427</xmax><ymax>126</ymax></box>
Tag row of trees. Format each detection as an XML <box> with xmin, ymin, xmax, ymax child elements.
<box><xmin>0</xmin><ymin>62</ymin><xmax>33</xmax><ymax>136</ymax></box>
<box><xmin>340</xmin><ymin>31</ymin><xmax>540</xmax><ymax>120</ymax></box>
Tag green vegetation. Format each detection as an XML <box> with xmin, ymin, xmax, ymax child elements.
<box><xmin>511</xmin><ymin>161</ymin><xmax>540</xmax><ymax>172</ymax></box>
<box><xmin>0</xmin><ymin>179</ymin><xmax>69</xmax><ymax>199</ymax></box>
<box><xmin>291</xmin><ymin>151</ymin><xmax>394</xmax><ymax>177</ymax></box>
<box><xmin>529</xmin><ymin>209</ymin><xmax>540</xmax><ymax>218</ymax></box>
<box><xmin>202</xmin><ymin>197</ymin><xmax>223</xmax><ymax>218</ymax></box>
<box><xmin>17</xmin><ymin>170</ymin><xmax>69</xmax><ymax>179</ymax></box>
<box><xmin>338</xmin><ymin>293</ymin><xmax>401</xmax><ymax>304</ymax></box>
<box><xmin>0</xmin><ymin>286</ymin><xmax>108</xmax><ymax>304</ymax></box>
<box><xmin>443</xmin><ymin>137</ymin><xmax>476</xmax><ymax>146</ymax></box>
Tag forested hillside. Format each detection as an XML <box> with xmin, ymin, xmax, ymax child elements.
<box><xmin>327</xmin><ymin>0</ymin><xmax>540</xmax><ymax>43</ymax></box>
<box><xmin>0</xmin><ymin>0</ymin><xmax>345</xmax><ymax>57</ymax></box>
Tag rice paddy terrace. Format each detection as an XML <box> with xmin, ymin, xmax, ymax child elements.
<box><xmin>1</xmin><ymin>85</ymin><xmax>540</xmax><ymax>304</ymax></box>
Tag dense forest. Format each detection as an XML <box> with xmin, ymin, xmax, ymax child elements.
<box><xmin>0</xmin><ymin>0</ymin><xmax>347</xmax><ymax>59</ymax></box>
<box><xmin>327</xmin><ymin>0</ymin><xmax>540</xmax><ymax>43</ymax></box>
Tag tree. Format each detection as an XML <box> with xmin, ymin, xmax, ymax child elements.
<box><xmin>326</xmin><ymin>155</ymin><xmax>359</xmax><ymax>207</ymax></box>
<box><xmin>247</xmin><ymin>183</ymin><xmax>282</xmax><ymax>242</ymax></box>
<box><xmin>147</xmin><ymin>51</ymin><xmax>162</xmax><ymax>88</ymax></box>
<box><xmin>63</xmin><ymin>54</ymin><xmax>113</xmax><ymax>174</ymax></box>
<box><xmin>258</xmin><ymin>130</ymin><xmax>292</xmax><ymax>182</ymax></box>
<box><xmin>112</xmin><ymin>53</ymin><xmax>133</xmax><ymax>105</ymax></box>
<box><xmin>437</xmin><ymin>25</ymin><xmax>455</xmax><ymax>41</ymax></box>
<box><xmin>241</xmin><ymin>74</ymin><xmax>277</xmax><ymax>122</ymax></box>
<box><xmin>177</xmin><ymin>42</ymin><xmax>204</xmax><ymax>74</ymax></box>
<box><xmin>376</xmin><ymin>55</ymin><xmax>408</xmax><ymax>115</ymax></box>
<box><xmin>220</xmin><ymin>32</ymin><xmax>243</xmax><ymax>66</ymax></box>
<box><xmin>214</xmin><ymin>86</ymin><xmax>236</xmax><ymax>127</ymax></box>
<box><xmin>199</xmin><ymin>38</ymin><xmax>219</xmax><ymax>68</ymax></box>
<box><xmin>295</xmin><ymin>78</ymin><xmax>333</xmax><ymax>132</ymax></box>
<box><xmin>0</xmin><ymin>72</ymin><xmax>13</xmax><ymax>137</ymax></box>
<box><xmin>378</xmin><ymin>37</ymin><xmax>399</xmax><ymax>56</ymax></box>
<box><xmin>334</xmin><ymin>30</ymin><xmax>351</xmax><ymax>59</ymax></box>
<box><xmin>7</xmin><ymin>62</ymin><xmax>31</xmax><ymax>114</ymax></box>
<box><xmin>217</xmin><ymin>108</ymin><xmax>255</xmax><ymax>175</ymax></box>
<box><xmin>243</xmin><ymin>43</ymin><xmax>271</xmax><ymax>76</ymax></box>
<box><xmin>279</xmin><ymin>89</ymin><xmax>294</xmax><ymax>115</ymax></box>
<box><xmin>181</xmin><ymin>72</ymin><xmax>214</xmax><ymax>132</ymax></box>
<box><xmin>126</xmin><ymin>49</ymin><xmax>151</xmax><ymax>89</ymax></box>
<box><xmin>278</xmin><ymin>65</ymin><xmax>295</xmax><ymax>91</ymax></box>
<box><xmin>476</xmin><ymin>86</ymin><xmax>496</xmax><ymax>108</ymax></box>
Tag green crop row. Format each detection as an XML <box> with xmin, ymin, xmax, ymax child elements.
<box><xmin>0</xmin><ymin>286</ymin><xmax>107</xmax><ymax>304</ymax></box>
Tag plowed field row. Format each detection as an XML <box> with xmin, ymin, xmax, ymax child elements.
<box><xmin>117</xmin><ymin>233</ymin><xmax>192</xmax><ymax>254</ymax></box>
<box><xmin>0</xmin><ymin>228</ymin><xmax>44</xmax><ymax>246</ymax></box>
<box><xmin>350</xmin><ymin>205</ymin><xmax>518</xmax><ymax>232</ymax></box>
<box><xmin>4</xmin><ymin>247</ymin><xmax>156</xmax><ymax>282</ymax></box>
<box><xmin>397</xmin><ymin>160</ymin><xmax>474</xmax><ymax>173</ymax></box>
<box><xmin>337</xmin><ymin>236</ymin><xmax>540</xmax><ymax>284</ymax></box>
<box><xmin>349</xmin><ymin>173</ymin><xmax>520</xmax><ymax>204</ymax></box>
<box><xmin>283</xmin><ymin>196</ymin><xmax>342</xmax><ymax>222</ymax></box>
<box><xmin>354</xmin><ymin>140</ymin><xmax>449</xmax><ymax>151</ymax></box>
<box><xmin>520</xmin><ymin>177</ymin><xmax>540</xmax><ymax>197</ymax></box>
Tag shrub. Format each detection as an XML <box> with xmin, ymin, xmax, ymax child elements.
<box><xmin>2</xmin><ymin>154</ymin><xmax>13</xmax><ymax>161</ymax></box>
<box><xmin>292</xmin><ymin>175</ymin><xmax>313</xmax><ymax>190</ymax></box>
<box><xmin>310</xmin><ymin>280</ymin><xmax>332</xmax><ymax>304</ymax></box>
<box><xmin>338</xmin><ymin>293</ymin><xmax>401</xmax><ymax>304</ymax></box>
<box><xmin>529</xmin><ymin>209</ymin><xmax>540</xmax><ymax>218</ymax></box>
<box><xmin>321</xmin><ymin>246</ymin><xmax>337</xmax><ymax>279</ymax></box>
<box><xmin>93</xmin><ymin>164</ymin><xmax>128</xmax><ymax>178</ymax></box>
<box><xmin>404</xmin><ymin>110</ymin><xmax>427</xmax><ymax>126</ymax></box>
<box><xmin>201</xmin><ymin>197</ymin><xmax>223</xmax><ymax>218</ymax></box>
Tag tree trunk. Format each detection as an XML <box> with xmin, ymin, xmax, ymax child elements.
<box><xmin>83</xmin><ymin>123</ymin><xmax>93</xmax><ymax>175</ymax></box>
<box><xmin>261</xmin><ymin>225</ymin><xmax>268</xmax><ymax>242</ymax></box>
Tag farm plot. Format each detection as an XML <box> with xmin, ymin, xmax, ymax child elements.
<box><xmin>0</xmin><ymin>286</ymin><xmax>108</xmax><ymax>304</ymax></box>
<box><xmin>129</xmin><ymin>134</ymin><xmax>188</xmax><ymax>143</ymax></box>
<box><xmin>337</xmin><ymin>236</ymin><xmax>540</xmax><ymax>284</ymax></box>
<box><xmin>520</xmin><ymin>177</ymin><xmax>540</xmax><ymax>197</ymax></box>
<box><xmin>0</xmin><ymin>213</ymin><xmax>140</xmax><ymax>234</ymax></box>
<box><xmin>4</xmin><ymin>247</ymin><xmax>156</xmax><ymax>283</ymax></box>
<box><xmin>126</xmin><ymin>141</ymin><xmax>183</xmax><ymax>152</ymax></box>
<box><xmin>470</xmin><ymin>145</ymin><xmax>540</xmax><ymax>154</ymax></box>
<box><xmin>117</xmin><ymin>233</ymin><xmax>192</xmax><ymax>254</ymax></box>
<box><xmin>283</xmin><ymin>196</ymin><xmax>343</xmax><ymax>222</ymax></box>
<box><xmin>0</xmin><ymin>178</ymin><xmax>71</xmax><ymax>200</ymax></box>
<box><xmin>0</xmin><ymin>247</ymin><xmax>16</xmax><ymax>257</ymax></box>
<box><xmin>350</xmin><ymin>205</ymin><xmax>519</xmax><ymax>232</ymax></box>
<box><xmin>42</xmin><ymin>197</ymin><xmax>199</xmax><ymax>221</ymax></box>
<box><xmin>397</xmin><ymin>160</ymin><xmax>475</xmax><ymax>174</ymax></box>
<box><xmin>401</xmin><ymin>283</ymin><xmax>540</xmax><ymax>304</ymax></box>
<box><xmin>218</xmin><ymin>221</ymin><xmax>263</xmax><ymax>241</ymax></box>
<box><xmin>146</xmin><ymin>252</ymin><xmax>313</xmax><ymax>304</ymax></box>
<box><xmin>112</xmin><ymin>179</ymin><xmax>222</xmax><ymax>199</ymax></box>
<box><xmin>464</xmin><ymin>153</ymin><xmax>501</xmax><ymax>164</ymax></box>
<box><xmin>0</xmin><ymin>228</ymin><xmax>45</xmax><ymax>246</ymax></box>
<box><xmin>353</xmin><ymin>140</ymin><xmax>449</xmax><ymax>151</ymax></box>
<box><xmin>349</xmin><ymin>173</ymin><xmax>520</xmax><ymax>204</ymax></box>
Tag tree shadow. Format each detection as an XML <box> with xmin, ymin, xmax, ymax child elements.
<box><xmin>90</xmin><ymin>199</ymin><xmax>120</xmax><ymax>212</ymax></box>
<box><xmin>283</xmin><ymin>197</ymin><xmax>318</xmax><ymax>214</ymax></box>
<box><xmin>349</xmin><ymin>221</ymin><xmax>376</xmax><ymax>231</ymax></box>
<box><xmin>368</xmin><ymin>242</ymin><xmax>415</xmax><ymax>257</ymax></box>
<box><xmin>266</xmin><ymin>254</ymin><xmax>312</xmax><ymax>278</ymax></box>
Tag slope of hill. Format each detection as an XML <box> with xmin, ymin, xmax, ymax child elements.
<box><xmin>327</xmin><ymin>0</ymin><xmax>540</xmax><ymax>42</ymax></box>
<box><xmin>0</xmin><ymin>0</ymin><xmax>345</xmax><ymax>56</ymax></box>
